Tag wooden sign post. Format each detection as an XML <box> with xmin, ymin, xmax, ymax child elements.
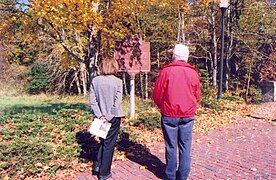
<box><xmin>114</xmin><ymin>36</ymin><xmax>150</xmax><ymax>118</ymax></box>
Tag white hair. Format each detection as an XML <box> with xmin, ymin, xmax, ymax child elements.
<box><xmin>173</xmin><ymin>54</ymin><xmax>188</xmax><ymax>62</ymax></box>
<box><xmin>173</xmin><ymin>44</ymin><xmax>189</xmax><ymax>61</ymax></box>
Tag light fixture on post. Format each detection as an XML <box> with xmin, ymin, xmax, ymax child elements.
<box><xmin>217</xmin><ymin>0</ymin><xmax>229</xmax><ymax>99</ymax></box>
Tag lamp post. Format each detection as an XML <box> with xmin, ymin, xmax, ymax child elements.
<box><xmin>217</xmin><ymin>0</ymin><xmax>229</xmax><ymax>99</ymax></box>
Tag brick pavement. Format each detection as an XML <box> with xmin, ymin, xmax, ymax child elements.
<box><xmin>75</xmin><ymin>102</ymin><xmax>276</xmax><ymax>180</ymax></box>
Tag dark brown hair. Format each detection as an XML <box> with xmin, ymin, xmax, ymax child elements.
<box><xmin>100</xmin><ymin>58</ymin><xmax>119</xmax><ymax>75</ymax></box>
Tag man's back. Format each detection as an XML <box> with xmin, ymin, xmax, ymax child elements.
<box><xmin>153</xmin><ymin>61</ymin><xmax>200</xmax><ymax>118</ymax></box>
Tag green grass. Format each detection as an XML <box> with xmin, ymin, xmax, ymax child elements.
<box><xmin>0</xmin><ymin>95</ymin><xmax>92</xmax><ymax>178</ymax></box>
<box><xmin>0</xmin><ymin>95</ymin><xmax>89</xmax><ymax>114</ymax></box>
<box><xmin>0</xmin><ymin>94</ymin><xmax>160</xmax><ymax>179</ymax></box>
<box><xmin>0</xmin><ymin>92</ymin><xmax>249</xmax><ymax>178</ymax></box>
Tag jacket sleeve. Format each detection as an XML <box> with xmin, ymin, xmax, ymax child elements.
<box><xmin>89</xmin><ymin>83</ymin><xmax>103</xmax><ymax>118</ymax></box>
<box><xmin>152</xmin><ymin>70</ymin><xmax>167</xmax><ymax>108</ymax></box>
<box><xmin>192</xmin><ymin>74</ymin><xmax>201</xmax><ymax>102</ymax></box>
<box><xmin>111</xmin><ymin>80</ymin><xmax>123</xmax><ymax>115</ymax></box>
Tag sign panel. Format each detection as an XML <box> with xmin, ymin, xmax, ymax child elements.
<box><xmin>114</xmin><ymin>37</ymin><xmax>150</xmax><ymax>76</ymax></box>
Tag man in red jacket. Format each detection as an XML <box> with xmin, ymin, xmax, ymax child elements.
<box><xmin>153</xmin><ymin>44</ymin><xmax>200</xmax><ymax>180</ymax></box>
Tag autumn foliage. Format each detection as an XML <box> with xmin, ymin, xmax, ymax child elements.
<box><xmin>0</xmin><ymin>1</ymin><xmax>275</xmax><ymax>178</ymax></box>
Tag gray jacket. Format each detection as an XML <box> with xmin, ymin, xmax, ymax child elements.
<box><xmin>89</xmin><ymin>75</ymin><xmax>124</xmax><ymax>121</ymax></box>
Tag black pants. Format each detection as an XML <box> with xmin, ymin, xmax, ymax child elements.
<box><xmin>95</xmin><ymin>117</ymin><xmax>121</xmax><ymax>176</ymax></box>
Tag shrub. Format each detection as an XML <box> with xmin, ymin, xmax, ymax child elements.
<box><xmin>27</xmin><ymin>62</ymin><xmax>51</xmax><ymax>94</ymax></box>
<box><xmin>132</xmin><ymin>110</ymin><xmax>161</xmax><ymax>130</ymax></box>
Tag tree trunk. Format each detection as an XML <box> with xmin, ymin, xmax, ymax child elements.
<box><xmin>157</xmin><ymin>48</ymin><xmax>160</xmax><ymax>68</ymax></box>
<box><xmin>73</xmin><ymin>67</ymin><xmax>81</xmax><ymax>95</ymax></box>
<box><xmin>86</xmin><ymin>30</ymin><xmax>95</xmax><ymax>85</ymax></box>
<box><xmin>80</xmin><ymin>62</ymin><xmax>87</xmax><ymax>96</ymax></box>
<box><xmin>246</xmin><ymin>59</ymin><xmax>252</xmax><ymax>98</ymax></box>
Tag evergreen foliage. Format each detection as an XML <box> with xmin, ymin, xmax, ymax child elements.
<box><xmin>27</xmin><ymin>62</ymin><xmax>51</xmax><ymax>94</ymax></box>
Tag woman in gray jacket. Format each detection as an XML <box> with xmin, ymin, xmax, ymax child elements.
<box><xmin>89</xmin><ymin>58</ymin><xmax>124</xmax><ymax>180</ymax></box>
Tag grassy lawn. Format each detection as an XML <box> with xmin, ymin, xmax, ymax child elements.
<box><xmin>0</xmin><ymin>95</ymin><xmax>93</xmax><ymax>179</ymax></box>
<box><xmin>0</xmin><ymin>94</ymin><xmax>250</xmax><ymax>179</ymax></box>
<box><xmin>0</xmin><ymin>94</ymin><xmax>161</xmax><ymax>179</ymax></box>
<box><xmin>0</xmin><ymin>95</ymin><xmax>89</xmax><ymax>108</ymax></box>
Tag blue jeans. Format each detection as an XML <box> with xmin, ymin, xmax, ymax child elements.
<box><xmin>161</xmin><ymin>115</ymin><xmax>194</xmax><ymax>180</ymax></box>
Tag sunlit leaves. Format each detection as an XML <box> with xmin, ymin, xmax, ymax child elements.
<box><xmin>1</xmin><ymin>0</ymin><xmax>192</xmax><ymax>63</ymax></box>
<box><xmin>30</xmin><ymin>0</ymin><xmax>102</xmax><ymax>32</ymax></box>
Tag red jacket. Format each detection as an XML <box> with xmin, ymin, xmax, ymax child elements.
<box><xmin>153</xmin><ymin>61</ymin><xmax>200</xmax><ymax>118</ymax></box>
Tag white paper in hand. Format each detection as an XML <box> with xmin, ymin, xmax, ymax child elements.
<box><xmin>88</xmin><ymin>118</ymin><xmax>111</xmax><ymax>139</ymax></box>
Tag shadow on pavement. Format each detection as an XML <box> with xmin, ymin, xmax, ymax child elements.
<box><xmin>76</xmin><ymin>131</ymin><xmax>165</xmax><ymax>179</ymax></box>
<box><xmin>116</xmin><ymin>132</ymin><xmax>165</xmax><ymax>179</ymax></box>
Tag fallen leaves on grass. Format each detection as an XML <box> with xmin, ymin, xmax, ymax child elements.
<box><xmin>194</xmin><ymin>101</ymin><xmax>252</xmax><ymax>133</ymax></box>
<box><xmin>129</xmin><ymin>100</ymin><xmax>252</xmax><ymax>148</ymax></box>
<box><xmin>1</xmin><ymin>96</ymin><xmax>268</xmax><ymax>180</ymax></box>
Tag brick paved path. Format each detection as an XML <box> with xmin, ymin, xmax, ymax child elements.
<box><xmin>76</xmin><ymin>102</ymin><xmax>276</xmax><ymax>180</ymax></box>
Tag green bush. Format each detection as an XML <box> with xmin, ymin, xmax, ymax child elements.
<box><xmin>27</xmin><ymin>62</ymin><xmax>51</xmax><ymax>94</ymax></box>
<box><xmin>132</xmin><ymin>111</ymin><xmax>161</xmax><ymax>130</ymax></box>
<box><xmin>118</xmin><ymin>126</ymin><xmax>139</xmax><ymax>143</ymax></box>
<box><xmin>248</xmin><ymin>85</ymin><xmax>262</xmax><ymax>104</ymax></box>
<box><xmin>198</xmin><ymin>69</ymin><xmax>223</xmax><ymax>110</ymax></box>
<box><xmin>130</xmin><ymin>98</ymin><xmax>161</xmax><ymax>130</ymax></box>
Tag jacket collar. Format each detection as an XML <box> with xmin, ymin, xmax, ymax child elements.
<box><xmin>162</xmin><ymin>61</ymin><xmax>198</xmax><ymax>72</ymax></box>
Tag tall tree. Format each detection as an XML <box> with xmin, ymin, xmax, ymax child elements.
<box><xmin>232</xmin><ymin>0</ymin><xmax>275</xmax><ymax>96</ymax></box>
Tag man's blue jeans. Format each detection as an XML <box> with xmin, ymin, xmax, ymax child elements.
<box><xmin>161</xmin><ymin>115</ymin><xmax>194</xmax><ymax>180</ymax></box>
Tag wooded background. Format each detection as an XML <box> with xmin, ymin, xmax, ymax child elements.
<box><xmin>0</xmin><ymin>0</ymin><xmax>275</xmax><ymax>102</ymax></box>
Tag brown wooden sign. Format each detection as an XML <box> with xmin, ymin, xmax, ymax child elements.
<box><xmin>114</xmin><ymin>36</ymin><xmax>150</xmax><ymax>77</ymax></box>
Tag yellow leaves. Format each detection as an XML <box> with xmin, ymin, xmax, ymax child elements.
<box><xmin>194</xmin><ymin>100</ymin><xmax>251</xmax><ymax>133</ymax></box>
<box><xmin>159</xmin><ymin>2</ymin><xmax>170</xmax><ymax>8</ymax></box>
<box><xmin>260</xmin><ymin>128</ymin><xmax>272</xmax><ymax>132</ymax></box>
<box><xmin>134</xmin><ymin>127</ymin><xmax>163</xmax><ymax>146</ymax></box>
<box><xmin>111</xmin><ymin>164</ymin><xmax>117</xmax><ymax>168</ymax></box>
<box><xmin>37</xmin><ymin>11</ymin><xmax>47</xmax><ymax>17</ymax></box>
<box><xmin>31</xmin><ymin>0</ymin><xmax>102</xmax><ymax>32</ymax></box>
<box><xmin>43</xmin><ymin>165</ymin><xmax>50</xmax><ymax>171</ymax></box>
<box><xmin>208</xmin><ymin>140</ymin><xmax>215</xmax><ymax>144</ymax></box>
<box><xmin>139</xmin><ymin>165</ymin><xmax>147</xmax><ymax>170</ymax></box>
<box><xmin>11</xmin><ymin>16</ymin><xmax>17</xmax><ymax>21</ymax></box>
<box><xmin>158</xmin><ymin>149</ymin><xmax>165</xmax><ymax>153</ymax></box>
<box><xmin>3</xmin><ymin>175</ymin><xmax>9</xmax><ymax>180</ymax></box>
<box><xmin>0</xmin><ymin>15</ymin><xmax>18</xmax><ymax>35</ymax></box>
<box><xmin>35</xmin><ymin>162</ymin><xmax>43</xmax><ymax>167</ymax></box>
<box><xmin>114</xmin><ymin>152</ymin><xmax>127</xmax><ymax>161</ymax></box>
<box><xmin>199</xmin><ymin>0</ymin><xmax>217</xmax><ymax>7</ymax></box>
<box><xmin>236</xmin><ymin>136</ymin><xmax>246</xmax><ymax>139</ymax></box>
<box><xmin>195</xmin><ymin>139</ymin><xmax>201</xmax><ymax>143</ymax></box>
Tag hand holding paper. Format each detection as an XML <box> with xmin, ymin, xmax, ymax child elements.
<box><xmin>88</xmin><ymin>118</ymin><xmax>111</xmax><ymax>139</ymax></box>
